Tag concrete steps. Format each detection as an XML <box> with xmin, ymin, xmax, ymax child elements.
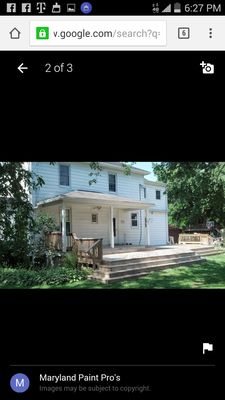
<box><xmin>189</xmin><ymin>246</ymin><xmax>225</xmax><ymax>256</ymax></box>
<box><xmin>100</xmin><ymin>253</ymin><xmax>202</xmax><ymax>272</ymax></box>
<box><xmin>91</xmin><ymin>251</ymin><xmax>204</xmax><ymax>283</ymax></box>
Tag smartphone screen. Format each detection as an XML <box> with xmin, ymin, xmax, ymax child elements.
<box><xmin>0</xmin><ymin>1</ymin><xmax>223</xmax><ymax>397</ymax></box>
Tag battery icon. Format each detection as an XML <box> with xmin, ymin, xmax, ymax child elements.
<box><xmin>174</xmin><ymin>2</ymin><xmax>181</xmax><ymax>13</ymax></box>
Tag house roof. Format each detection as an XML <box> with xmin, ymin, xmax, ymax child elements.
<box><xmin>37</xmin><ymin>190</ymin><xmax>154</xmax><ymax>210</ymax></box>
<box><xmin>99</xmin><ymin>162</ymin><xmax>149</xmax><ymax>175</ymax></box>
<box><xmin>144</xmin><ymin>178</ymin><xmax>166</xmax><ymax>187</ymax></box>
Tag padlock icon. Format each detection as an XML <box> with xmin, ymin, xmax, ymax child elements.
<box><xmin>39</xmin><ymin>29</ymin><xmax>46</xmax><ymax>38</ymax></box>
<box><xmin>36</xmin><ymin>27</ymin><xmax>49</xmax><ymax>40</ymax></box>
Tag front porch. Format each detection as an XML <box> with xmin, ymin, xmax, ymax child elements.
<box><xmin>45</xmin><ymin>232</ymin><xmax>156</xmax><ymax>254</ymax></box>
<box><xmin>37</xmin><ymin>190</ymin><xmax>154</xmax><ymax>251</ymax></box>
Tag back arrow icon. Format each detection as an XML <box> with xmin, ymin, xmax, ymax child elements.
<box><xmin>18</xmin><ymin>63</ymin><xmax>28</xmax><ymax>73</ymax></box>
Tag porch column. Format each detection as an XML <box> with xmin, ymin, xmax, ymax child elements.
<box><xmin>61</xmin><ymin>206</ymin><xmax>67</xmax><ymax>252</ymax></box>
<box><xmin>145</xmin><ymin>209</ymin><xmax>150</xmax><ymax>246</ymax></box>
<box><xmin>110</xmin><ymin>206</ymin><xmax>114</xmax><ymax>248</ymax></box>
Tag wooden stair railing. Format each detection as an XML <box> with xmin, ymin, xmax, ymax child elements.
<box><xmin>72</xmin><ymin>237</ymin><xmax>103</xmax><ymax>267</ymax></box>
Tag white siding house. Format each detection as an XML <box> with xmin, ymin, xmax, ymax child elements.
<box><xmin>30</xmin><ymin>162</ymin><xmax>168</xmax><ymax>250</ymax></box>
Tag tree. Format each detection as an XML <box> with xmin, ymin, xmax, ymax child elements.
<box><xmin>0</xmin><ymin>162</ymin><xmax>44</xmax><ymax>265</ymax></box>
<box><xmin>153</xmin><ymin>162</ymin><xmax>225</xmax><ymax>228</ymax></box>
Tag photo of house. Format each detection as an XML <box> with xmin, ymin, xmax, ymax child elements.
<box><xmin>1</xmin><ymin>161</ymin><xmax>224</xmax><ymax>288</ymax></box>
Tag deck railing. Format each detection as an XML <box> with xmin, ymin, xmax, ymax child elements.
<box><xmin>178</xmin><ymin>233</ymin><xmax>212</xmax><ymax>245</ymax></box>
<box><xmin>45</xmin><ymin>232</ymin><xmax>73</xmax><ymax>251</ymax></box>
<box><xmin>45</xmin><ymin>233</ymin><xmax>103</xmax><ymax>266</ymax></box>
<box><xmin>72</xmin><ymin>237</ymin><xmax>103</xmax><ymax>266</ymax></box>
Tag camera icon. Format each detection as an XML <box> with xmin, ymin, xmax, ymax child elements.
<box><xmin>200</xmin><ymin>61</ymin><xmax>214</xmax><ymax>74</ymax></box>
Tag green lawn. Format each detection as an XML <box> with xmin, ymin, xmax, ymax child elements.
<box><xmin>33</xmin><ymin>253</ymin><xmax>225</xmax><ymax>289</ymax></box>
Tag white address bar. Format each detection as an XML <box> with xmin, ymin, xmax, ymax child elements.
<box><xmin>30</xmin><ymin>21</ymin><xmax>167</xmax><ymax>46</ymax></box>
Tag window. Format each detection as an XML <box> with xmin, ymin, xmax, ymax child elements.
<box><xmin>109</xmin><ymin>174</ymin><xmax>116</xmax><ymax>192</ymax></box>
<box><xmin>156</xmin><ymin>190</ymin><xmax>161</xmax><ymax>200</ymax></box>
<box><xmin>131</xmin><ymin>213</ymin><xmax>138</xmax><ymax>227</ymax></box>
<box><xmin>59</xmin><ymin>165</ymin><xmax>70</xmax><ymax>186</ymax></box>
<box><xmin>143</xmin><ymin>187</ymin><xmax>147</xmax><ymax>198</ymax></box>
<box><xmin>92</xmin><ymin>214</ymin><xmax>98</xmax><ymax>223</ymax></box>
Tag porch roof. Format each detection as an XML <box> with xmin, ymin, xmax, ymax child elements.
<box><xmin>37</xmin><ymin>190</ymin><xmax>154</xmax><ymax>210</ymax></box>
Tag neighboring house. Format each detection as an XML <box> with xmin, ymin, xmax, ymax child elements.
<box><xmin>27</xmin><ymin>162</ymin><xmax>168</xmax><ymax>251</ymax></box>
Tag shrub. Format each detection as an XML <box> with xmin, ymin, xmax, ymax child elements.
<box><xmin>30</xmin><ymin>213</ymin><xmax>60</xmax><ymax>267</ymax></box>
<box><xmin>0</xmin><ymin>265</ymin><xmax>92</xmax><ymax>288</ymax></box>
<box><xmin>61</xmin><ymin>252</ymin><xmax>78</xmax><ymax>269</ymax></box>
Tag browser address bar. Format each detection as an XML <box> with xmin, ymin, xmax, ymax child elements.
<box><xmin>30</xmin><ymin>21</ymin><xmax>167</xmax><ymax>46</ymax></box>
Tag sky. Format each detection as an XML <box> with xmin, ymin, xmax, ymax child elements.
<box><xmin>132</xmin><ymin>162</ymin><xmax>156</xmax><ymax>181</ymax></box>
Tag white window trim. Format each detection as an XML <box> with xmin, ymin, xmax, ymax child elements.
<box><xmin>59</xmin><ymin>163</ymin><xmax>71</xmax><ymax>187</ymax></box>
<box><xmin>91</xmin><ymin>213</ymin><xmax>98</xmax><ymax>224</ymax></box>
<box><xmin>108</xmin><ymin>172</ymin><xmax>117</xmax><ymax>193</ymax></box>
<box><xmin>131</xmin><ymin>212</ymin><xmax>139</xmax><ymax>229</ymax></box>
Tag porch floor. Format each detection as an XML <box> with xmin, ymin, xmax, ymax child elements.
<box><xmin>102</xmin><ymin>245</ymin><xmax>193</xmax><ymax>262</ymax></box>
<box><xmin>103</xmin><ymin>245</ymin><xmax>156</xmax><ymax>255</ymax></box>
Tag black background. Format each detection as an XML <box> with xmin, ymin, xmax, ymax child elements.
<box><xmin>0</xmin><ymin>290</ymin><xmax>222</xmax><ymax>396</ymax></box>
<box><xmin>1</xmin><ymin>50</ymin><xmax>223</xmax><ymax>160</ymax></box>
<box><xmin>0</xmin><ymin>46</ymin><xmax>224</xmax><ymax>397</ymax></box>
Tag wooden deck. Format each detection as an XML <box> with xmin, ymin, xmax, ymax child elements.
<box><xmin>93</xmin><ymin>245</ymin><xmax>224</xmax><ymax>283</ymax></box>
<box><xmin>92</xmin><ymin>246</ymin><xmax>205</xmax><ymax>283</ymax></box>
<box><xmin>103</xmin><ymin>245</ymin><xmax>156</xmax><ymax>255</ymax></box>
<box><xmin>45</xmin><ymin>234</ymin><xmax>224</xmax><ymax>282</ymax></box>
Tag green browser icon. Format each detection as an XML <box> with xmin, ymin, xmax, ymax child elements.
<box><xmin>36</xmin><ymin>27</ymin><xmax>49</xmax><ymax>40</ymax></box>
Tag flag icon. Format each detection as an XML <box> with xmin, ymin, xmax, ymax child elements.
<box><xmin>203</xmin><ymin>342</ymin><xmax>213</xmax><ymax>354</ymax></box>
